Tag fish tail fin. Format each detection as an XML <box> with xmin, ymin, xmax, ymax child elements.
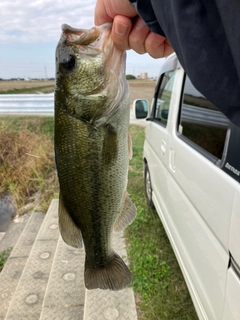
<box><xmin>84</xmin><ymin>252</ymin><xmax>131</xmax><ymax>291</ymax></box>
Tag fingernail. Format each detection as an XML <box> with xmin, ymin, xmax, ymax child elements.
<box><xmin>114</xmin><ymin>20</ymin><xmax>129</xmax><ymax>36</ymax></box>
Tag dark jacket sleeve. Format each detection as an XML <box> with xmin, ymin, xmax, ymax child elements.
<box><xmin>132</xmin><ymin>0</ymin><xmax>240</xmax><ymax>127</ymax></box>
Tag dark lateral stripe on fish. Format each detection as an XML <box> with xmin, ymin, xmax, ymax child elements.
<box><xmin>102</xmin><ymin>124</ymin><xmax>119</xmax><ymax>166</ymax></box>
<box><xmin>86</xmin><ymin>133</ymin><xmax>109</xmax><ymax>265</ymax></box>
<box><xmin>84</xmin><ymin>252</ymin><xmax>132</xmax><ymax>291</ymax></box>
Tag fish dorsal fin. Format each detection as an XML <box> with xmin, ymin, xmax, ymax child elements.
<box><xmin>58</xmin><ymin>193</ymin><xmax>83</xmax><ymax>248</ymax></box>
<box><xmin>128</xmin><ymin>130</ymin><xmax>132</xmax><ymax>160</ymax></box>
<box><xmin>62</xmin><ymin>24</ymin><xmax>100</xmax><ymax>46</ymax></box>
<box><xmin>114</xmin><ymin>191</ymin><xmax>137</xmax><ymax>232</ymax></box>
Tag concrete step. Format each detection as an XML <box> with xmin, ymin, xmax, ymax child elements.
<box><xmin>39</xmin><ymin>234</ymin><xmax>85</xmax><ymax>319</ymax></box>
<box><xmin>0</xmin><ymin>212</ymin><xmax>31</xmax><ymax>253</ymax></box>
<box><xmin>0</xmin><ymin>199</ymin><xmax>138</xmax><ymax>320</ymax></box>
<box><xmin>40</xmin><ymin>202</ymin><xmax>138</xmax><ymax>320</ymax></box>
<box><xmin>2</xmin><ymin>200</ymin><xmax>59</xmax><ymax>320</ymax></box>
<box><xmin>0</xmin><ymin>211</ymin><xmax>45</xmax><ymax>319</ymax></box>
<box><xmin>84</xmin><ymin>231</ymin><xmax>138</xmax><ymax>320</ymax></box>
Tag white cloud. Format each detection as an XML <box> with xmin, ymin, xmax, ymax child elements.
<box><xmin>0</xmin><ymin>0</ymin><xmax>165</xmax><ymax>79</ymax></box>
<box><xmin>0</xmin><ymin>0</ymin><xmax>96</xmax><ymax>43</ymax></box>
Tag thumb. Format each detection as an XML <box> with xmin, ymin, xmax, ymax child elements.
<box><xmin>112</xmin><ymin>15</ymin><xmax>133</xmax><ymax>50</ymax></box>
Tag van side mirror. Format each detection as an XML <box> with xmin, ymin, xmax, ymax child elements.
<box><xmin>133</xmin><ymin>99</ymin><xmax>149</xmax><ymax>119</ymax></box>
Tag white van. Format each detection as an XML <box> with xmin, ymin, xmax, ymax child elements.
<box><xmin>133</xmin><ymin>53</ymin><xmax>240</xmax><ymax>320</ymax></box>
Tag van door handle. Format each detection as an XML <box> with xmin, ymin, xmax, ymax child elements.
<box><xmin>161</xmin><ymin>139</ymin><xmax>166</xmax><ymax>155</ymax></box>
<box><xmin>170</xmin><ymin>149</ymin><xmax>176</xmax><ymax>172</ymax></box>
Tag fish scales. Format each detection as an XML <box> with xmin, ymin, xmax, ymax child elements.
<box><xmin>54</xmin><ymin>23</ymin><xmax>136</xmax><ymax>290</ymax></box>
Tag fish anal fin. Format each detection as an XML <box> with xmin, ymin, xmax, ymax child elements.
<box><xmin>102</xmin><ymin>124</ymin><xmax>118</xmax><ymax>166</ymax></box>
<box><xmin>84</xmin><ymin>252</ymin><xmax>131</xmax><ymax>290</ymax></box>
<box><xmin>114</xmin><ymin>191</ymin><xmax>137</xmax><ymax>232</ymax></box>
<box><xmin>59</xmin><ymin>193</ymin><xmax>83</xmax><ymax>248</ymax></box>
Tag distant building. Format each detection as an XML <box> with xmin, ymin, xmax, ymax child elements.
<box><xmin>140</xmin><ymin>72</ymin><xmax>148</xmax><ymax>79</ymax></box>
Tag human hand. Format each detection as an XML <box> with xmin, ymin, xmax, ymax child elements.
<box><xmin>94</xmin><ymin>0</ymin><xmax>174</xmax><ymax>58</ymax></box>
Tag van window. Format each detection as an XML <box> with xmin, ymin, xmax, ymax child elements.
<box><xmin>178</xmin><ymin>76</ymin><xmax>230</xmax><ymax>161</ymax></box>
<box><xmin>154</xmin><ymin>70</ymin><xmax>176</xmax><ymax>126</ymax></box>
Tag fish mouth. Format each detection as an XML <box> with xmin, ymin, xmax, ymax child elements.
<box><xmin>61</xmin><ymin>23</ymin><xmax>111</xmax><ymax>46</ymax></box>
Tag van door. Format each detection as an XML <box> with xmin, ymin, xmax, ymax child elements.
<box><xmin>166</xmin><ymin>75</ymin><xmax>234</xmax><ymax>319</ymax></box>
<box><xmin>144</xmin><ymin>69</ymin><xmax>177</xmax><ymax>212</ymax></box>
<box><xmin>222</xmin><ymin>124</ymin><xmax>240</xmax><ymax>319</ymax></box>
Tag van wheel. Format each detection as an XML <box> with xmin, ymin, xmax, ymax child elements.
<box><xmin>144</xmin><ymin>163</ymin><xmax>154</xmax><ymax>208</ymax></box>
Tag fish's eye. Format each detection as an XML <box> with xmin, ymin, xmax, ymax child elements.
<box><xmin>62</xmin><ymin>54</ymin><xmax>76</xmax><ymax>70</ymax></box>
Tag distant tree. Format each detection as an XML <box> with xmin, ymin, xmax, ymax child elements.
<box><xmin>126</xmin><ymin>74</ymin><xmax>136</xmax><ymax>80</ymax></box>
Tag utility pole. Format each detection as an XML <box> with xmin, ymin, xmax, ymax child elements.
<box><xmin>44</xmin><ymin>65</ymin><xmax>48</xmax><ymax>80</ymax></box>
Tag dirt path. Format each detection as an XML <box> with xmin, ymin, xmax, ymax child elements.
<box><xmin>0</xmin><ymin>79</ymin><xmax>156</xmax><ymax>103</ymax></box>
<box><xmin>0</xmin><ymin>80</ymin><xmax>55</xmax><ymax>91</ymax></box>
<box><xmin>128</xmin><ymin>80</ymin><xmax>156</xmax><ymax>106</ymax></box>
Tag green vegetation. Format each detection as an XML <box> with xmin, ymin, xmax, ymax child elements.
<box><xmin>126</xmin><ymin>74</ymin><xmax>136</xmax><ymax>80</ymax></box>
<box><xmin>0</xmin><ymin>117</ymin><xmax>54</xmax><ymax>140</ymax></box>
<box><xmin>0</xmin><ymin>247</ymin><xmax>12</xmax><ymax>272</ymax></box>
<box><xmin>0</xmin><ymin>86</ymin><xmax>54</xmax><ymax>95</ymax></box>
<box><xmin>0</xmin><ymin>117</ymin><xmax>58</xmax><ymax>211</ymax></box>
<box><xmin>126</xmin><ymin>125</ymin><xmax>198</xmax><ymax>320</ymax></box>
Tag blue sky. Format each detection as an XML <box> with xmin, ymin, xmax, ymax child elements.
<box><xmin>0</xmin><ymin>0</ymin><xmax>165</xmax><ymax>79</ymax></box>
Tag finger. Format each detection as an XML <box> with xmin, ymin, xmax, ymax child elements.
<box><xmin>145</xmin><ymin>32</ymin><xmax>174</xmax><ymax>58</ymax></box>
<box><xmin>164</xmin><ymin>39</ymin><xmax>175</xmax><ymax>57</ymax></box>
<box><xmin>95</xmin><ymin>0</ymin><xmax>136</xmax><ymax>26</ymax></box>
<box><xmin>112</xmin><ymin>15</ymin><xmax>133</xmax><ymax>50</ymax></box>
<box><xmin>129</xmin><ymin>17</ymin><xmax>150</xmax><ymax>54</ymax></box>
<box><xmin>95</xmin><ymin>0</ymin><xmax>112</xmax><ymax>25</ymax></box>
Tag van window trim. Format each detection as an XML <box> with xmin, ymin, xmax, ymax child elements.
<box><xmin>151</xmin><ymin>69</ymin><xmax>177</xmax><ymax>128</ymax></box>
<box><xmin>177</xmin><ymin>72</ymin><xmax>231</xmax><ymax>166</ymax></box>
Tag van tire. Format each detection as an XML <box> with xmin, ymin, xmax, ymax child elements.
<box><xmin>144</xmin><ymin>163</ymin><xmax>154</xmax><ymax>208</ymax></box>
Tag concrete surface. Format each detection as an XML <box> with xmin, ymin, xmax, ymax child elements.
<box><xmin>0</xmin><ymin>211</ymin><xmax>45</xmax><ymax>320</ymax></box>
<box><xmin>0</xmin><ymin>199</ymin><xmax>138</xmax><ymax>320</ymax></box>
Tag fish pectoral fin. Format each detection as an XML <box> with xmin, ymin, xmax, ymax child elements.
<box><xmin>58</xmin><ymin>193</ymin><xmax>83</xmax><ymax>248</ymax></box>
<box><xmin>102</xmin><ymin>124</ymin><xmax>118</xmax><ymax>166</ymax></box>
<box><xmin>84</xmin><ymin>252</ymin><xmax>131</xmax><ymax>290</ymax></box>
<box><xmin>114</xmin><ymin>191</ymin><xmax>137</xmax><ymax>232</ymax></box>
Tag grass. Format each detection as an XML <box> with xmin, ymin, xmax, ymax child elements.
<box><xmin>0</xmin><ymin>247</ymin><xmax>12</xmax><ymax>272</ymax></box>
<box><xmin>0</xmin><ymin>117</ymin><xmax>54</xmax><ymax>140</ymax></box>
<box><xmin>0</xmin><ymin>117</ymin><xmax>58</xmax><ymax>212</ymax></box>
<box><xmin>0</xmin><ymin>85</ymin><xmax>54</xmax><ymax>94</ymax></box>
<box><xmin>126</xmin><ymin>125</ymin><xmax>198</xmax><ymax>320</ymax></box>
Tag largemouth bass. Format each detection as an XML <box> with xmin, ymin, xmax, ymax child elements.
<box><xmin>54</xmin><ymin>23</ymin><xmax>136</xmax><ymax>291</ymax></box>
